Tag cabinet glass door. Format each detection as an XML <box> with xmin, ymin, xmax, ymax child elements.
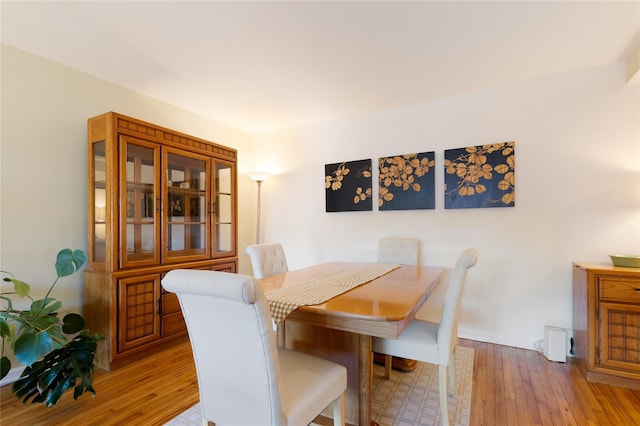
<box><xmin>213</xmin><ymin>161</ymin><xmax>235</xmax><ymax>256</ymax></box>
<box><xmin>92</xmin><ymin>141</ymin><xmax>107</xmax><ymax>264</ymax></box>
<box><xmin>119</xmin><ymin>137</ymin><xmax>160</xmax><ymax>268</ymax></box>
<box><xmin>164</xmin><ymin>149</ymin><xmax>210</xmax><ymax>262</ymax></box>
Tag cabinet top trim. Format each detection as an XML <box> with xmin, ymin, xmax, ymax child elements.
<box><xmin>98</xmin><ymin>112</ymin><xmax>237</xmax><ymax>160</ymax></box>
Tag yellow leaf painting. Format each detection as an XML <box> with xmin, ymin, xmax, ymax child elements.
<box><xmin>444</xmin><ymin>141</ymin><xmax>515</xmax><ymax>209</ymax></box>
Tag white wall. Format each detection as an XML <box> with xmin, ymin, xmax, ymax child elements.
<box><xmin>1</xmin><ymin>43</ymin><xmax>638</xmax><ymax>355</ymax></box>
<box><xmin>0</xmin><ymin>44</ymin><xmax>255</xmax><ymax>321</ymax></box>
<box><xmin>253</xmin><ymin>63</ymin><xmax>640</xmax><ymax>350</ymax></box>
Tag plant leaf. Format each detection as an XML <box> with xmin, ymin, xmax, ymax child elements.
<box><xmin>47</xmin><ymin>326</ymin><xmax>66</xmax><ymax>348</ymax></box>
<box><xmin>1</xmin><ymin>356</ymin><xmax>11</xmax><ymax>380</ymax></box>
<box><xmin>47</xmin><ymin>376</ymin><xmax>75</xmax><ymax>406</ymax></box>
<box><xmin>12</xmin><ymin>334</ymin><xmax>98</xmax><ymax>406</ymax></box>
<box><xmin>30</xmin><ymin>298</ymin><xmax>62</xmax><ymax>316</ymax></box>
<box><xmin>21</xmin><ymin>314</ymin><xmax>59</xmax><ymax>335</ymax></box>
<box><xmin>62</xmin><ymin>313</ymin><xmax>85</xmax><ymax>334</ymax></box>
<box><xmin>0</xmin><ymin>318</ymin><xmax>10</xmax><ymax>338</ymax></box>
<box><xmin>14</xmin><ymin>332</ymin><xmax>53</xmax><ymax>366</ymax></box>
<box><xmin>3</xmin><ymin>278</ymin><xmax>30</xmax><ymax>297</ymax></box>
<box><xmin>55</xmin><ymin>249</ymin><xmax>86</xmax><ymax>278</ymax></box>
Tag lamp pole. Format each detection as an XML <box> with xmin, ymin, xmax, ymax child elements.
<box><xmin>255</xmin><ymin>179</ymin><xmax>263</xmax><ymax>244</ymax></box>
<box><xmin>249</xmin><ymin>172</ymin><xmax>271</xmax><ymax>245</ymax></box>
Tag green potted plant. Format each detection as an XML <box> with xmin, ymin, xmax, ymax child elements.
<box><xmin>0</xmin><ymin>248</ymin><xmax>101</xmax><ymax>406</ymax></box>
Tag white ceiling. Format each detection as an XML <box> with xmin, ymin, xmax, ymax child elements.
<box><xmin>2</xmin><ymin>1</ymin><xmax>639</xmax><ymax>135</ymax></box>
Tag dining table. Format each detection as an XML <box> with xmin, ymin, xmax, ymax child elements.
<box><xmin>259</xmin><ymin>261</ymin><xmax>444</xmax><ymax>426</ymax></box>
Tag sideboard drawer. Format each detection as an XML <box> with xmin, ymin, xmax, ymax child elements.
<box><xmin>599</xmin><ymin>277</ymin><xmax>640</xmax><ymax>303</ymax></box>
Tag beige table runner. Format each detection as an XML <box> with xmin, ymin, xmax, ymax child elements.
<box><xmin>266</xmin><ymin>264</ymin><xmax>399</xmax><ymax>324</ymax></box>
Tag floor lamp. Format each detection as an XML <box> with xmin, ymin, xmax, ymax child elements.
<box><xmin>248</xmin><ymin>172</ymin><xmax>271</xmax><ymax>244</ymax></box>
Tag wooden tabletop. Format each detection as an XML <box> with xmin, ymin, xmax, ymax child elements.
<box><xmin>259</xmin><ymin>262</ymin><xmax>443</xmax><ymax>339</ymax></box>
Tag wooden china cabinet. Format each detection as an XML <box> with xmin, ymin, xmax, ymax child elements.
<box><xmin>84</xmin><ymin>112</ymin><xmax>237</xmax><ymax>370</ymax></box>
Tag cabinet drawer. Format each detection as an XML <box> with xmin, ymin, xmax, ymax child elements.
<box><xmin>161</xmin><ymin>292</ymin><xmax>181</xmax><ymax>315</ymax></box>
<box><xmin>162</xmin><ymin>311</ymin><xmax>186</xmax><ymax>336</ymax></box>
<box><xmin>599</xmin><ymin>277</ymin><xmax>640</xmax><ymax>303</ymax></box>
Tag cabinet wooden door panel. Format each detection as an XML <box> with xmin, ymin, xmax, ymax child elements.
<box><xmin>598</xmin><ymin>302</ymin><xmax>640</xmax><ymax>373</ymax></box>
<box><xmin>117</xmin><ymin>274</ymin><xmax>161</xmax><ymax>352</ymax></box>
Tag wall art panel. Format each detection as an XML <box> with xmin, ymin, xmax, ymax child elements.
<box><xmin>378</xmin><ymin>152</ymin><xmax>435</xmax><ymax>210</ymax></box>
<box><xmin>444</xmin><ymin>141</ymin><xmax>515</xmax><ymax>209</ymax></box>
<box><xmin>325</xmin><ymin>159</ymin><xmax>372</xmax><ymax>212</ymax></box>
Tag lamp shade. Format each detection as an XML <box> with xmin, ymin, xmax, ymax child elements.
<box><xmin>248</xmin><ymin>172</ymin><xmax>271</xmax><ymax>182</ymax></box>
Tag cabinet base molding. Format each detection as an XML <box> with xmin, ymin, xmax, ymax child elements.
<box><xmin>108</xmin><ymin>335</ymin><xmax>190</xmax><ymax>371</ymax></box>
<box><xmin>585</xmin><ymin>370</ymin><xmax>640</xmax><ymax>390</ymax></box>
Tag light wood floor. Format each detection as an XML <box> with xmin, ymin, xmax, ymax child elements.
<box><xmin>2</xmin><ymin>337</ymin><xmax>639</xmax><ymax>425</ymax></box>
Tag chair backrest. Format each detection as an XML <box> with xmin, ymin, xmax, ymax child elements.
<box><xmin>377</xmin><ymin>237</ymin><xmax>420</xmax><ymax>265</ymax></box>
<box><xmin>245</xmin><ymin>243</ymin><xmax>289</xmax><ymax>279</ymax></box>
<box><xmin>437</xmin><ymin>248</ymin><xmax>479</xmax><ymax>364</ymax></box>
<box><xmin>161</xmin><ymin>269</ymin><xmax>286</xmax><ymax>425</ymax></box>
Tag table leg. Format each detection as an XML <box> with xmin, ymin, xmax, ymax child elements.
<box><xmin>359</xmin><ymin>334</ymin><xmax>372</xmax><ymax>426</ymax></box>
<box><xmin>285</xmin><ymin>321</ymin><xmax>373</xmax><ymax>426</ymax></box>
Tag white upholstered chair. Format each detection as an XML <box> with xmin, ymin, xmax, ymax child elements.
<box><xmin>246</xmin><ymin>242</ymin><xmax>289</xmax><ymax>279</ymax></box>
<box><xmin>376</xmin><ymin>237</ymin><xmax>421</xmax><ymax>376</ymax></box>
<box><xmin>372</xmin><ymin>248</ymin><xmax>478</xmax><ymax>426</ymax></box>
<box><xmin>377</xmin><ymin>237</ymin><xmax>420</xmax><ymax>265</ymax></box>
<box><xmin>162</xmin><ymin>269</ymin><xmax>346</xmax><ymax>426</ymax></box>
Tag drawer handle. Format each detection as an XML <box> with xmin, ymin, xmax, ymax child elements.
<box><xmin>636</xmin><ymin>288</ymin><xmax>640</xmax><ymax>292</ymax></box>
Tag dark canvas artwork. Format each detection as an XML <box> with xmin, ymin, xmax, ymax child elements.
<box><xmin>325</xmin><ymin>159</ymin><xmax>372</xmax><ymax>212</ymax></box>
<box><xmin>444</xmin><ymin>141</ymin><xmax>515</xmax><ymax>209</ymax></box>
<box><xmin>378</xmin><ymin>152</ymin><xmax>435</xmax><ymax>211</ymax></box>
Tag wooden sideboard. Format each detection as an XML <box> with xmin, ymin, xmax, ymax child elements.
<box><xmin>572</xmin><ymin>262</ymin><xmax>640</xmax><ymax>389</ymax></box>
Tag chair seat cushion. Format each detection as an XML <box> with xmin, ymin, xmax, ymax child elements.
<box><xmin>372</xmin><ymin>320</ymin><xmax>439</xmax><ymax>365</ymax></box>
<box><xmin>278</xmin><ymin>348</ymin><xmax>347</xmax><ymax>426</ymax></box>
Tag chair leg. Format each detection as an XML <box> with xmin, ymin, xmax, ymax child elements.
<box><xmin>383</xmin><ymin>354</ymin><xmax>393</xmax><ymax>379</ymax></box>
<box><xmin>448</xmin><ymin>351</ymin><xmax>458</xmax><ymax>398</ymax></box>
<box><xmin>439</xmin><ymin>365</ymin><xmax>449</xmax><ymax>426</ymax></box>
<box><xmin>332</xmin><ymin>393</ymin><xmax>345</xmax><ymax>426</ymax></box>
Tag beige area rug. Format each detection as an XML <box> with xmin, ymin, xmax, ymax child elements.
<box><xmin>371</xmin><ymin>346</ymin><xmax>473</xmax><ymax>426</ymax></box>
<box><xmin>165</xmin><ymin>346</ymin><xmax>474</xmax><ymax>426</ymax></box>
